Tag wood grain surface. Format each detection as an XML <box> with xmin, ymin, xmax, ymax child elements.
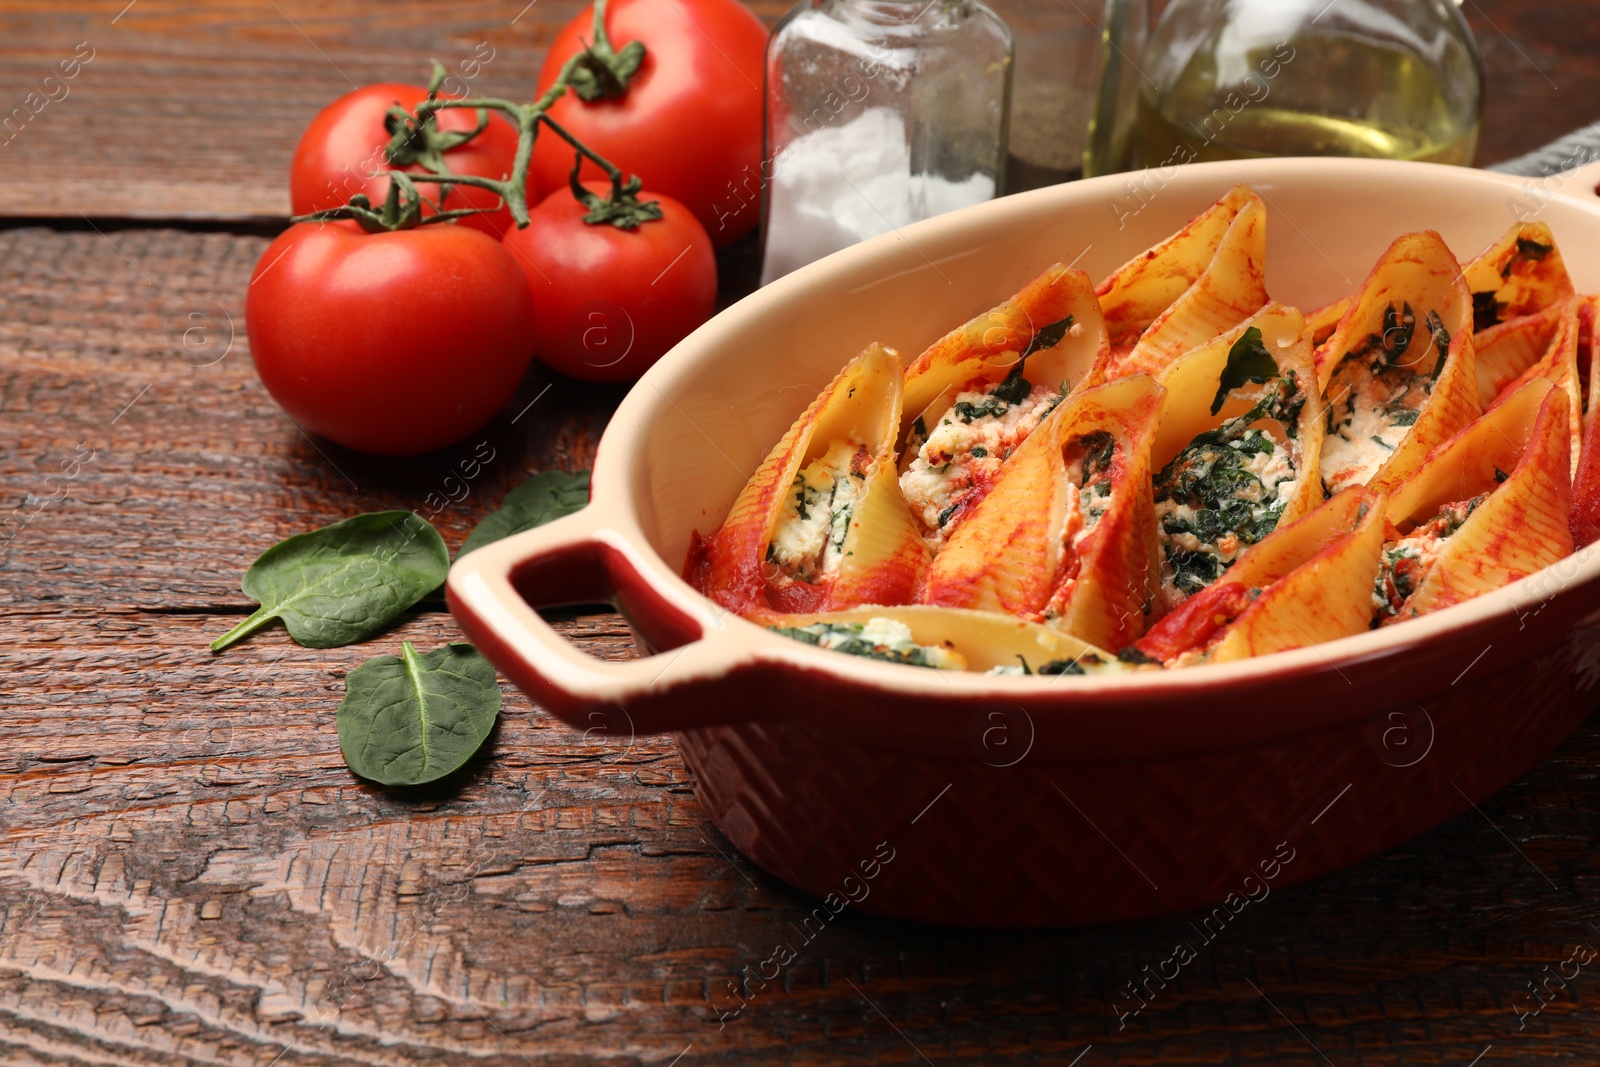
<box><xmin>0</xmin><ymin>0</ymin><xmax>1591</xmax><ymax>220</ymax></box>
<box><xmin>4</xmin><ymin>1</ymin><xmax>1600</xmax><ymax>1064</ymax></box>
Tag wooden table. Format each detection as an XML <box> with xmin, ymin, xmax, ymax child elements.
<box><xmin>4</xmin><ymin>2</ymin><xmax>1600</xmax><ymax>1063</ymax></box>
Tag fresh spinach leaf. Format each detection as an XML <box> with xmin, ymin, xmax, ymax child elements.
<box><xmin>211</xmin><ymin>511</ymin><xmax>449</xmax><ymax>652</ymax></box>
<box><xmin>460</xmin><ymin>470</ymin><xmax>590</xmax><ymax>557</ymax></box>
<box><xmin>337</xmin><ymin>641</ymin><xmax>502</xmax><ymax>786</ymax></box>
<box><xmin>1211</xmin><ymin>327</ymin><xmax>1279</xmax><ymax>415</ymax></box>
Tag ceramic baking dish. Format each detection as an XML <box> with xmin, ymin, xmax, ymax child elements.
<box><xmin>449</xmin><ymin>156</ymin><xmax>1600</xmax><ymax>927</ymax></box>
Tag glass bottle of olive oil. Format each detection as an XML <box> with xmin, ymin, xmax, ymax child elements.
<box><xmin>1098</xmin><ymin>0</ymin><xmax>1484</xmax><ymax>174</ymax></box>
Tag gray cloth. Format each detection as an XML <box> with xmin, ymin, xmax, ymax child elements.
<box><xmin>1488</xmin><ymin>124</ymin><xmax>1600</xmax><ymax>177</ymax></box>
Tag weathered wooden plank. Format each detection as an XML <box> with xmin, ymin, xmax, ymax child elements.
<box><xmin>0</xmin><ymin>223</ymin><xmax>729</xmax><ymax>611</ymax></box>
<box><xmin>3</xmin><ymin>614</ymin><xmax>1600</xmax><ymax>1065</ymax></box>
<box><xmin>0</xmin><ymin>0</ymin><xmax>1581</xmax><ymax>223</ymax></box>
<box><xmin>0</xmin><ymin>0</ymin><xmax>1085</xmax><ymax>221</ymax></box>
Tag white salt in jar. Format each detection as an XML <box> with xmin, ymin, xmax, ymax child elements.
<box><xmin>758</xmin><ymin>0</ymin><xmax>1013</xmax><ymax>285</ymax></box>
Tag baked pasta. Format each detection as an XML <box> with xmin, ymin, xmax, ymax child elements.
<box><xmin>686</xmin><ymin>188</ymin><xmax>1594</xmax><ymax>674</ymax></box>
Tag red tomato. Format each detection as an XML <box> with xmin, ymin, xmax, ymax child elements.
<box><xmin>290</xmin><ymin>84</ymin><xmax>524</xmax><ymax>238</ymax></box>
<box><xmin>247</xmin><ymin>221</ymin><xmax>535</xmax><ymax>456</ymax></box>
<box><xmin>530</xmin><ymin>0</ymin><xmax>768</xmax><ymax>247</ymax></box>
<box><xmin>503</xmin><ymin>183</ymin><xmax>717</xmax><ymax>383</ymax></box>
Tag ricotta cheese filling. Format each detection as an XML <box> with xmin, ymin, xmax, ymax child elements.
<box><xmin>1154</xmin><ymin>417</ymin><xmax>1299</xmax><ymax>603</ymax></box>
<box><xmin>1043</xmin><ymin>430</ymin><xmax>1119</xmax><ymax>620</ymax></box>
<box><xmin>900</xmin><ymin>378</ymin><xmax>1066</xmax><ymax>549</ymax></box>
<box><xmin>1321</xmin><ymin>362</ymin><xmax>1426</xmax><ymax>491</ymax></box>
<box><xmin>1321</xmin><ymin>302</ymin><xmax>1447</xmax><ymax>492</ymax></box>
<box><xmin>771</xmin><ymin>618</ymin><xmax>967</xmax><ymax>670</ymax></box>
<box><xmin>766</xmin><ymin>439</ymin><xmax>871</xmax><ymax>584</ymax></box>
<box><xmin>1371</xmin><ymin>493</ymin><xmax>1487</xmax><ymax>619</ymax></box>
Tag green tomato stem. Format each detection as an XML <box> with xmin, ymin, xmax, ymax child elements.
<box><xmin>340</xmin><ymin>2</ymin><xmax>650</xmax><ymax>233</ymax></box>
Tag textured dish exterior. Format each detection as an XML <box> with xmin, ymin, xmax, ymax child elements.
<box><xmin>676</xmin><ymin>620</ymin><xmax>1600</xmax><ymax>926</ymax></box>
<box><xmin>449</xmin><ymin>156</ymin><xmax>1600</xmax><ymax>927</ymax></box>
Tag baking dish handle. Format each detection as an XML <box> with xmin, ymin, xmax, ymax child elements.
<box><xmin>446</xmin><ymin>506</ymin><xmax>753</xmax><ymax>735</ymax></box>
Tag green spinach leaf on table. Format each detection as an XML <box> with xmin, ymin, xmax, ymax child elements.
<box><xmin>337</xmin><ymin>641</ymin><xmax>502</xmax><ymax>786</ymax></box>
<box><xmin>460</xmin><ymin>470</ymin><xmax>590</xmax><ymax>557</ymax></box>
<box><xmin>211</xmin><ymin>511</ymin><xmax>449</xmax><ymax>652</ymax></box>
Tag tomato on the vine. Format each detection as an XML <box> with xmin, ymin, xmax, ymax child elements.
<box><xmin>529</xmin><ymin>0</ymin><xmax>768</xmax><ymax>248</ymax></box>
<box><xmin>290</xmin><ymin>84</ymin><xmax>524</xmax><ymax>238</ymax></box>
<box><xmin>247</xmin><ymin>220</ymin><xmax>535</xmax><ymax>456</ymax></box>
<box><xmin>503</xmin><ymin>182</ymin><xmax>717</xmax><ymax>383</ymax></box>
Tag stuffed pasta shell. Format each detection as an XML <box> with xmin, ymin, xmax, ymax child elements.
<box><xmin>1132</xmin><ymin>488</ymin><xmax>1386</xmax><ymax>667</ymax></box>
<box><xmin>1375</xmin><ymin>377</ymin><xmax>1574</xmax><ymax>624</ymax></box>
<box><xmin>763</xmin><ymin>605</ymin><xmax>1130</xmax><ymax>676</ymax></box>
<box><xmin>688</xmin><ymin>205</ymin><xmax>1599</xmax><ymax>680</ymax></box>
<box><xmin>898</xmin><ymin>265</ymin><xmax>1109</xmax><ymax>549</ymax></box>
<box><xmin>1098</xmin><ymin>185</ymin><xmax>1268</xmax><ymax>379</ymax></box>
<box><xmin>687</xmin><ymin>344</ymin><xmax>928</xmax><ymax>615</ymax></box>
<box><xmin>1464</xmin><ymin>221</ymin><xmax>1573</xmax><ymax>333</ymax></box>
<box><xmin>1483</xmin><ymin>298</ymin><xmax>1583</xmax><ymax>477</ymax></box>
<box><xmin>1148</xmin><ymin>304</ymin><xmax>1326</xmax><ymax>614</ymax></box>
<box><xmin>922</xmin><ymin>374</ymin><xmax>1163</xmax><ymax>650</ymax></box>
<box><xmin>1315</xmin><ymin>231</ymin><xmax>1480</xmax><ymax>496</ymax></box>
<box><xmin>1474</xmin><ymin>299</ymin><xmax>1568</xmax><ymax>406</ymax></box>
<box><xmin>1571</xmin><ymin>297</ymin><xmax>1600</xmax><ymax>546</ymax></box>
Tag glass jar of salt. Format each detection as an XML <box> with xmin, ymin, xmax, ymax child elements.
<box><xmin>758</xmin><ymin>0</ymin><xmax>1013</xmax><ymax>285</ymax></box>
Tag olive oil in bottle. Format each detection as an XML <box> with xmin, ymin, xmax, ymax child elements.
<box><xmin>1134</xmin><ymin>33</ymin><xmax>1480</xmax><ymax>168</ymax></box>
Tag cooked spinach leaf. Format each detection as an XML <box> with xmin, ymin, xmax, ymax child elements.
<box><xmin>460</xmin><ymin>470</ymin><xmax>590</xmax><ymax>557</ymax></box>
<box><xmin>1379</xmin><ymin>303</ymin><xmax>1415</xmax><ymax>368</ymax></box>
<box><xmin>1426</xmin><ymin>310</ymin><xmax>1451</xmax><ymax>378</ymax></box>
<box><xmin>987</xmin><ymin>314</ymin><xmax>1076</xmax><ymax>407</ymax></box>
<box><xmin>1020</xmin><ymin>314</ymin><xmax>1076</xmax><ymax>361</ymax></box>
<box><xmin>1070</xmin><ymin>430</ymin><xmax>1117</xmax><ymax>485</ymax></box>
<box><xmin>1154</xmin><ymin>377</ymin><xmax>1305</xmax><ymax>597</ymax></box>
<box><xmin>988</xmin><ymin>367</ymin><xmax>1032</xmax><ymax>407</ymax></box>
<box><xmin>1388</xmin><ymin>407</ymin><xmax>1421</xmax><ymax>427</ymax></box>
<box><xmin>211</xmin><ymin>511</ymin><xmax>449</xmax><ymax>652</ymax></box>
<box><xmin>1164</xmin><ymin>547</ymin><xmax>1227</xmax><ymax>596</ymax></box>
<box><xmin>770</xmin><ymin>623</ymin><xmax>946</xmax><ymax>668</ymax></box>
<box><xmin>1211</xmin><ymin>327</ymin><xmax>1279</xmax><ymax>415</ymax></box>
<box><xmin>1515</xmin><ymin>236</ymin><xmax>1554</xmax><ymax>265</ymax></box>
<box><xmin>337</xmin><ymin>641</ymin><xmax>502</xmax><ymax>786</ymax></box>
<box><xmin>954</xmin><ymin>394</ymin><xmax>1010</xmax><ymax>422</ymax></box>
<box><xmin>1472</xmin><ymin>291</ymin><xmax>1503</xmax><ymax>332</ymax></box>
